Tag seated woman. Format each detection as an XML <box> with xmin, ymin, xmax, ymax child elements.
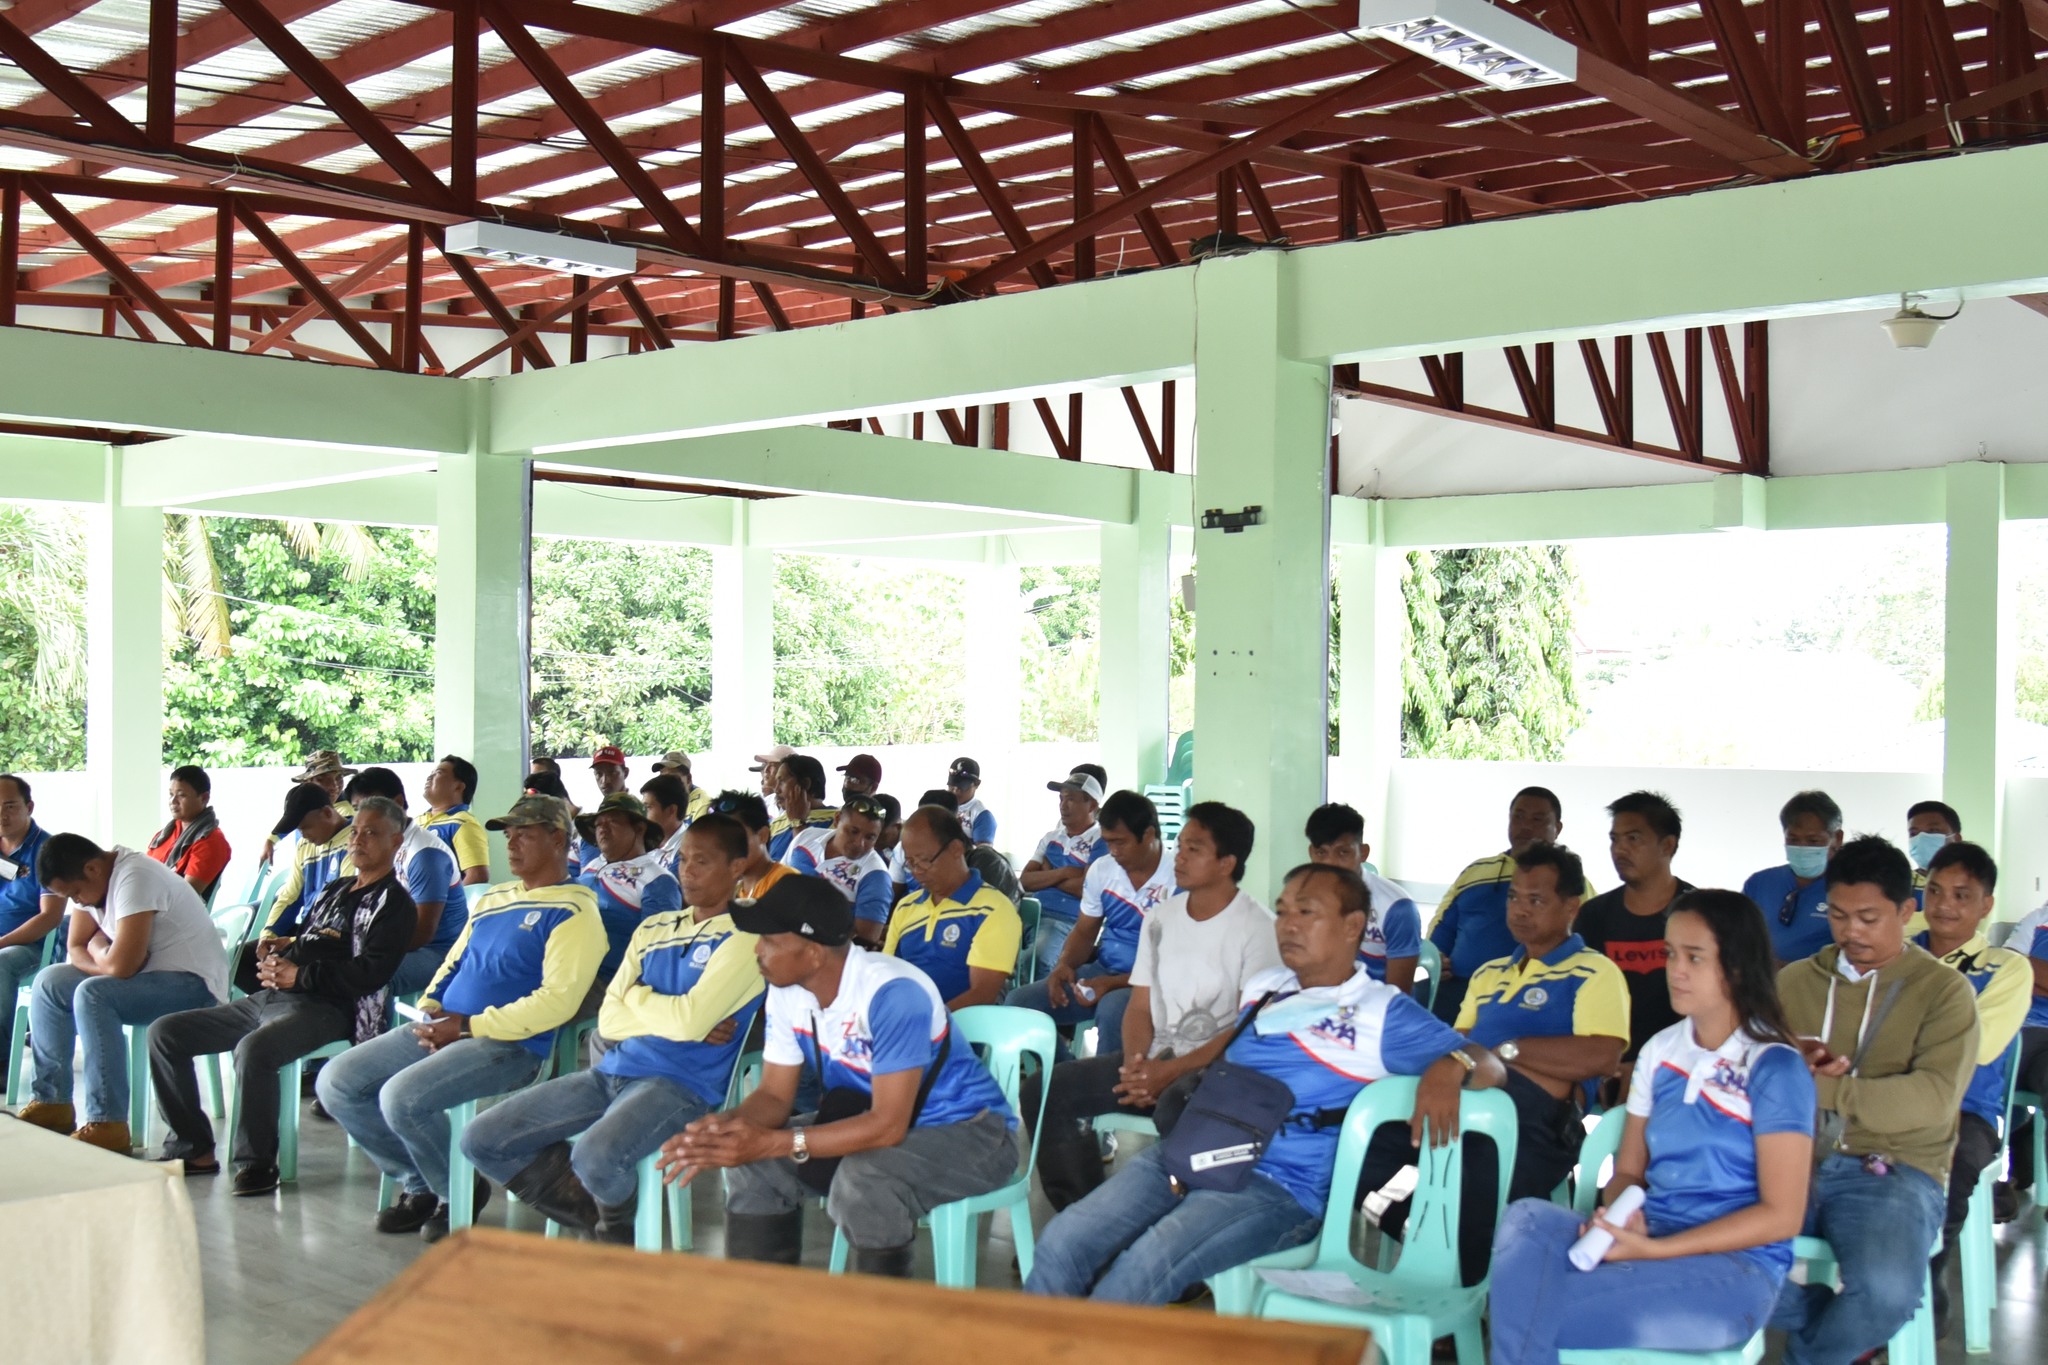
<box><xmin>1488</xmin><ymin>889</ymin><xmax>1816</xmax><ymax>1365</ymax></box>
<box><xmin>1025</xmin><ymin>861</ymin><xmax>1507</xmax><ymax>1306</ymax></box>
<box><xmin>147</xmin><ymin>765</ymin><xmax>233</xmax><ymax>902</ymax></box>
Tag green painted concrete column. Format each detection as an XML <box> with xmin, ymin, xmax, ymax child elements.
<box><xmin>436</xmin><ymin>423</ymin><xmax>531</xmax><ymax>871</ymax></box>
<box><xmin>1942</xmin><ymin>461</ymin><xmax>2011</xmax><ymax>855</ymax></box>
<box><xmin>1099</xmin><ymin>475</ymin><xmax>1175</xmax><ymax>793</ymax></box>
<box><xmin>1336</xmin><ymin>523</ymin><xmax>1403</xmax><ymax>862</ymax></box>
<box><xmin>87</xmin><ymin>448</ymin><xmax>165</xmax><ymax>845</ymax></box>
<box><xmin>711</xmin><ymin>502</ymin><xmax>775</xmax><ymax>766</ymax></box>
<box><xmin>1191</xmin><ymin>253</ymin><xmax>1333</xmax><ymax>897</ymax></box>
<box><xmin>963</xmin><ymin>539</ymin><xmax>1022</xmax><ymax>788</ymax></box>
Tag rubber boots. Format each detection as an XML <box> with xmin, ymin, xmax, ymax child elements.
<box><xmin>724</xmin><ymin>1209</ymin><xmax>804</xmax><ymax>1264</ymax></box>
<box><xmin>504</xmin><ymin>1141</ymin><xmax>599</xmax><ymax>1232</ymax></box>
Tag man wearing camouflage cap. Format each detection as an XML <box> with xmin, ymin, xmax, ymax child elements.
<box><xmin>576</xmin><ymin>792</ymin><xmax>683</xmax><ymax>997</ymax></box>
<box><xmin>316</xmin><ymin>793</ymin><xmax>605</xmax><ymax>1244</ymax></box>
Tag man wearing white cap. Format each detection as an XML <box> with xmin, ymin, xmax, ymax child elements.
<box><xmin>751</xmin><ymin>746</ymin><xmax>795</xmax><ymax>806</ymax></box>
<box><xmin>1020</xmin><ymin>769</ymin><xmax>1111</xmax><ymax>973</ymax></box>
<box><xmin>650</xmin><ymin>751</ymin><xmax>711</xmax><ymax>825</ymax></box>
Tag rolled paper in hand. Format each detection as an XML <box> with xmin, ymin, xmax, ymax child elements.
<box><xmin>1569</xmin><ymin>1184</ymin><xmax>1646</xmax><ymax>1270</ymax></box>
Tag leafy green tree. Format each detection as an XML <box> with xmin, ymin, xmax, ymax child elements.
<box><xmin>0</xmin><ymin>504</ymin><xmax>88</xmax><ymax>769</ymax></box>
<box><xmin>773</xmin><ymin>555</ymin><xmax>965</xmax><ymax>745</ymax></box>
<box><xmin>1022</xmin><ymin>565</ymin><xmax>1100</xmax><ymax>742</ymax></box>
<box><xmin>1402</xmin><ymin>546</ymin><xmax>1582</xmax><ymax>760</ymax></box>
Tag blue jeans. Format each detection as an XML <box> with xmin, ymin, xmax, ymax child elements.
<box><xmin>29</xmin><ymin>965</ymin><xmax>216</xmax><ymax>1123</ymax></box>
<box><xmin>1025</xmin><ymin>1144</ymin><xmax>1320</xmax><ymax>1304</ymax></box>
<box><xmin>0</xmin><ymin>942</ymin><xmax>42</xmax><ymax>1006</ymax></box>
<box><xmin>1034</xmin><ymin>914</ymin><xmax>1076</xmax><ymax>973</ymax></box>
<box><xmin>314</xmin><ymin>1025</ymin><xmax>542</xmax><ymax>1201</ymax></box>
<box><xmin>1771</xmin><ymin>1154</ymin><xmax>1945</xmax><ymax>1365</ymax></box>
<box><xmin>461</xmin><ymin>1068</ymin><xmax>712</xmax><ymax>1208</ymax></box>
<box><xmin>386</xmin><ymin>945</ymin><xmax>448</xmax><ymax>1000</ymax></box>
<box><xmin>1489</xmin><ymin>1200</ymin><xmax>1783</xmax><ymax>1365</ymax></box>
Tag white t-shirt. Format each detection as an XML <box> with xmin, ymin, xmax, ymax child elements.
<box><xmin>1129</xmin><ymin>889</ymin><xmax>1282</xmax><ymax>1058</ymax></box>
<box><xmin>92</xmin><ymin>847</ymin><xmax>230</xmax><ymax>1003</ymax></box>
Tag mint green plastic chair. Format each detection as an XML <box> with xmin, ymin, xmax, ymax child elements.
<box><xmin>5</xmin><ymin>929</ymin><xmax>63</xmax><ymax>1107</ymax></box>
<box><xmin>826</xmin><ymin>1004</ymin><xmax>1055</xmax><ymax>1286</ymax></box>
<box><xmin>1960</xmin><ymin>1034</ymin><xmax>2023</xmax><ymax>1354</ymax></box>
<box><xmin>1792</xmin><ymin>1234</ymin><xmax>1937</xmax><ymax>1365</ymax></box>
<box><xmin>1218</xmin><ymin>1077</ymin><xmax>1519</xmax><ymax>1365</ymax></box>
<box><xmin>1165</xmin><ymin>730</ymin><xmax>1195</xmax><ymax>788</ymax></box>
<box><xmin>1568</xmin><ymin>1106</ymin><xmax>1629</xmax><ymax>1216</ymax></box>
<box><xmin>1092</xmin><ymin>1110</ymin><xmax>1159</xmax><ymax>1137</ymax></box>
<box><xmin>463</xmin><ymin>883</ymin><xmax>487</xmax><ymax>909</ymax></box>
<box><xmin>1416</xmin><ymin>941</ymin><xmax>1443</xmax><ymax>1014</ymax></box>
<box><xmin>1014</xmin><ymin>897</ymin><xmax>1042</xmax><ymax>985</ymax></box>
<box><xmin>2012</xmin><ymin>1086</ymin><xmax>2048</xmax><ymax>1209</ymax></box>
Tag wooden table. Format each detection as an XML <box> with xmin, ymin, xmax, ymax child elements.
<box><xmin>0</xmin><ymin>1115</ymin><xmax>205</xmax><ymax>1365</ymax></box>
<box><xmin>300</xmin><ymin>1227</ymin><xmax>1369</xmax><ymax>1364</ymax></box>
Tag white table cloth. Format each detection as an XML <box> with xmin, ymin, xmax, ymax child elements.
<box><xmin>0</xmin><ymin>1115</ymin><xmax>204</xmax><ymax>1365</ymax></box>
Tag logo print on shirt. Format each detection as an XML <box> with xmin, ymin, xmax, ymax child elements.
<box><xmin>1520</xmin><ymin>986</ymin><xmax>1549</xmax><ymax>1009</ymax></box>
<box><xmin>690</xmin><ymin>943</ymin><xmax>712</xmax><ymax>965</ymax></box>
<box><xmin>521</xmin><ymin>910</ymin><xmax>542</xmax><ymax>929</ymax></box>
<box><xmin>1308</xmin><ymin>1005</ymin><xmax>1360</xmax><ymax>1050</ymax></box>
<box><xmin>941</xmin><ymin>923</ymin><xmax>962</xmax><ymax>946</ymax></box>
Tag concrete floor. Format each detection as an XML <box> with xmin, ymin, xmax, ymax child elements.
<box><xmin>189</xmin><ymin>1107</ymin><xmax>2045</xmax><ymax>1365</ymax></box>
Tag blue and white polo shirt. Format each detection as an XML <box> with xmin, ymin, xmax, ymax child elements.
<box><xmin>1080</xmin><ymin>854</ymin><xmax>1177</xmax><ymax>975</ymax></box>
<box><xmin>396</xmin><ymin>823</ymin><xmax>465</xmax><ymax>953</ymax></box>
<box><xmin>1627</xmin><ymin>1019</ymin><xmax>1817</xmax><ymax>1276</ymax></box>
<box><xmin>1358</xmin><ymin>869</ymin><xmax>1423</xmax><ymax>982</ymax></box>
<box><xmin>785</xmin><ymin>825</ymin><xmax>892</xmax><ymax>929</ymax></box>
<box><xmin>1027</xmin><ymin>821</ymin><xmax>1108</xmax><ymax>924</ymax></box>
<box><xmin>957</xmin><ymin>797</ymin><xmax>997</xmax><ymax>846</ymax></box>
<box><xmin>579</xmin><ymin>851</ymin><xmax>684</xmax><ymax>980</ymax></box>
<box><xmin>2009</xmin><ymin>902</ymin><xmax>2048</xmax><ymax>1030</ymax></box>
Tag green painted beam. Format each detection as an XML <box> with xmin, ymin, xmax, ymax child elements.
<box><xmin>489</xmin><ymin>269</ymin><xmax>1196</xmax><ymax>452</ymax></box>
<box><xmin>1291</xmin><ymin>142</ymin><xmax>2048</xmax><ymax>364</ymax></box>
<box><xmin>1380</xmin><ymin>475</ymin><xmax>1729</xmax><ymax>547</ymax></box>
<box><xmin>746</xmin><ymin>496</ymin><xmax>1080</xmax><ymax>549</ymax></box>
<box><xmin>86</xmin><ymin>449</ymin><xmax>164</xmax><ymax>842</ymax></box>
<box><xmin>0</xmin><ymin>325</ymin><xmax>471</xmax><ymax>453</ymax></box>
<box><xmin>122</xmin><ymin>436</ymin><xmax>432</xmax><ymax>507</ymax></box>
<box><xmin>711</xmin><ymin>503</ymin><xmax>774</xmax><ymax>759</ymax></box>
<box><xmin>532</xmin><ymin>481</ymin><xmax>736</xmax><ymax>547</ymax></box>
<box><xmin>1099</xmin><ymin>471</ymin><xmax>1175</xmax><ymax>792</ymax></box>
<box><xmin>530</xmin><ymin>425</ymin><xmax>1144</xmax><ymax>525</ymax></box>
<box><xmin>0</xmin><ymin>432</ymin><xmax>108</xmax><ymax>504</ymax></box>
<box><xmin>174</xmin><ymin>470</ymin><xmax>438</xmax><ymax>527</ymax></box>
<box><xmin>1943</xmin><ymin>461</ymin><xmax>2011</xmax><ymax>853</ymax></box>
<box><xmin>1761</xmin><ymin>467</ymin><xmax>1945</xmax><ymax>530</ymax></box>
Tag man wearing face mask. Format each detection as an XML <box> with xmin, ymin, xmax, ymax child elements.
<box><xmin>1903</xmin><ymin>800</ymin><xmax>1960</xmax><ymax>932</ymax></box>
<box><xmin>1742</xmin><ymin>790</ymin><xmax>1844</xmax><ymax>965</ymax></box>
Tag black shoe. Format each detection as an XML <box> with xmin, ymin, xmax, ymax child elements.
<box><xmin>374</xmin><ymin>1190</ymin><xmax>439</xmax><ymax>1235</ymax></box>
<box><xmin>1994</xmin><ymin>1181</ymin><xmax>2022</xmax><ymax>1223</ymax></box>
<box><xmin>504</xmin><ymin>1141</ymin><xmax>598</xmax><ymax>1232</ymax></box>
<box><xmin>725</xmin><ymin>1210</ymin><xmax>804</xmax><ymax>1265</ymax></box>
<box><xmin>232</xmin><ymin>1164</ymin><xmax>280</xmax><ymax>1197</ymax></box>
<box><xmin>310</xmin><ymin>1096</ymin><xmax>333</xmax><ymax>1122</ymax></box>
<box><xmin>594</xmin><ymin>1198</ymin><xmax>637</xmax><ymax>1246</ymax></box>
<box><xmin>851</xmin><ymin>1242</ymin><xmax>913</xmax><ymax>1277</ymax></box>
<box><xmin>420</xmin><ymin>1175</ymin><xmax>492</xmax><ymax>1244</ymax></box>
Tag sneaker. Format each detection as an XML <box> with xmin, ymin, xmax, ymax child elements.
<box><xmin>420</xmin><ymin>1175</ymin><xmax>492</xmax><ymax>1244</ymax></box>
<box><xmin>232</xmin><ymin>1164</ymin><xmax>281</xmax><ymax>1197</ymax></box>
<box><xmin>374</xmin><ymin>1190</ymin><xmax>439</xmax><ymax>1235</ymax></box>
<box><xmin>73</xmin><ymin>1121</ymin><xmax>133</xmax><ymax>1154</ymax></box>
<box><xmin>16</xmin><ymin>1100</ymin><xmax>74</xmax><ymax>1133</ymax></box>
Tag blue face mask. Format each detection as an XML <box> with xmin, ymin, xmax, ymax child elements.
<box><xmin>1908</xmin><ymin>831</ymin><xmax>1950</xmax><ymax>871</ymax></box>
<box><xmin>1785</xmin><ymin>844</ymin><xmax>1830</xmax><ymax>880</ymax></box>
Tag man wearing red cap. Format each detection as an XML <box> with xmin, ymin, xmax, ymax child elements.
<box><xmin>591</xmin><ymin>746</ymin><xmax>629</xmax><ymax>799</ymax></box>
<box><xmin>838</xmin><ymin>754</ymin><xmax>882</xmax><ymax>806</ymax></box>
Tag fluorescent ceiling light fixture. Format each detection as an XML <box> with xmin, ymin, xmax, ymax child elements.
<box><xmin>444</xmin><ymin>220</ymin><xmax>637</xmax><ymax>278</ymax></box>
<box><xmin>1358</xmin><ymin>0</ymin><xmax>1578</xmax><ymax>90</ymax></box>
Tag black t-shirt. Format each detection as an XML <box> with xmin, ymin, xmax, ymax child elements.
<box><xmin>1574</xmin><ymin>880</ymin><xmax>1693</xmax><ymax>1058</ymax></box>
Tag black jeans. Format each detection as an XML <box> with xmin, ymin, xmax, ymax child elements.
<box><xmin>1929</xmin><ymin>1110</ymin><xmax>2003</xmax><ymax>1328</ymax></box>
<box><xmin>148</xmin><ymin>990</ymin><xmax>351</xmax><ymax>1168</ymax></box>
<box><xmin>1032</xmin><ymin>1052</ymin><xmax>1153</xmax><ymax>1211</ymax></box>
<box><xmin>1357</xmin><ymin>1068</ymin><xmax>1585</xmax><ymax>1285</ymax></box>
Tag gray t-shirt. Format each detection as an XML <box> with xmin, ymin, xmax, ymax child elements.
<box><xmin>1129</xmin><ymin>889</ymin><xmax>1282</xmax><ymax>1058</ymax></box>
<box><xmin>88</xmin><ymin>848</ymin><xmax>230</xmax><ymax>1003</ymax></box>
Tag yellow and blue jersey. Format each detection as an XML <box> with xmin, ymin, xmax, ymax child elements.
<box><xmin>596</xmin><ymin>908</ymin><xmax>764</xmax><ymax>1107</ymax></box>
<box><xmin>767</xmin><ymin>807</ymin><xmax>836</xmax><ymax>863</ymax></box>
<box><xmin>419</xmin><ymin>805</ymin><xmax>489</xmax><ymax>875</ymax></box>
<box><xmin>1743</xmin><ymin>864</ymin><xmax>1832</xmax><ymax>962</ymax></box>
<box><xmin>1454</xmin><ymin>932</ymin><xmax>1630</xmax><ymax>1050</ymax></box>
<box><xmin>763</xmin><ymin>947</ymin><xmax>1012</xmax><ymax>1128</ymax></box>
<box><xmin>425</xmin><ymin>880</ymin><xmax>605</xmax><ymax>1058</ymax></box>
<box><xmin>1221</xmin><ymin>966</ymin><xmax>1468</xmax><ymax>1211</ymax></box>
<box><xmin>2008</xmin><ymin>904</ymin><xmax>2048</xmax><ymax>1030</ymax></box>
<box><xmin>884</xmin><ymin>870</ymin><xmax>1021</xmax><ymax>1002</ymax></box>
<box><xmin>1026</xmin><ymin>822</ymin><xmax>1108</xmax><ymax>923</ymax></box>
<box><xmin>1426</xmin><ymin>852</ymin><xmax>1517</xmax><ymax>981</ymax></box>
<box><xmin>1919</xmin><ymin>930</ymin><xmax>2032</xmax><ymax>1126</ymax></box>
<box><xmin>1627</xmin><ymin>1021</ymin><xmax>1816</xmax><ymax>1278</ymax></box>
<box><xmin>265</xmin><ymin>820</ymin><xmax>354</xmax><ymax>935</ymax></box>
<box><xmin>579</xmin><ymin>852</ymin><xmax>683</xmax><ymax>979</ymax></box>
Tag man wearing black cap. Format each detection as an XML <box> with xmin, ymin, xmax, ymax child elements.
<box><xmin>659</xmin><ymin>875</ymin><xmax>1018</xmax><ymax>1275</ymax></box>
<box><xmin>246</xmin><ymin>785</ymin><xmax>355</xmax><ymax>995</ymax></box>
<box><xmin>945</xmin><ymin>758</ymin><xmax>997</xmax><ymax>846</ymax></box>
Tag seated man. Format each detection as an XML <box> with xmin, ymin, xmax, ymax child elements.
<box><xmin>837</xmin><ymin>753</ymin><xmax>882</xmax><ymax>804</ymax></box>
<box><xmin>1905</xmin><ymin>799</ymin><xmax>1961</xmax><ymax>928</ymax></box>
<box><xmin>0</xmin><ymin>774</ymin><xmax>64</xmax><ymax>1023</ymax></box>
<box><xmin>2004</xmin><ymin>894</ymin><xmax>2048</xmax><ymax>1208</ymax></box>
<box><xmin>20</xmin><ymin>834</ymin><xmax>230</xmax><ymax>1151</ymax></box>
<box><xmin>1009</xmin><ymin>791</ymin><xmax>1177</xmax><ymax>1048</ymax></box>
<box><xmin>343</xmin><ymin>766</ymin><xmax>461</xmax><ymax>1000</ymax></box>
<box><xmin>639</xmin><ymin>773</ymin><xmax>693</xmax><ymax>875</ymax></box>
<box><xmin>1033</xmin><ymin>799</ymin><xmax>1280</xmax><ymax>1210</ymax></box>
<box><xmin>316</xmin><ymin>794</ymin><xmax>605</xmax><ymax>1243</ymax></box>
<box><xmin>945</xmin><ymin>756</ymin><xmax>997</xmax><ymax>845</ymax></box>
<box><xmin>874</xmin><ymin>793</ymin><xmax>904</xmax><ymax>866</ymax></box>
<box><xmin>419</xmin><ymin>754</ymin><xmax>492</xmax><ymax>887</ymax></box>
<box><xmin>784</xmin><ymin>796</ymin><xmax>892</xmax><ymax>944</ymax></box>
<box><xmin>660</xmin><ymin>875</ymin><xmax>1016</xmax><ymax>1275</ymax></box>
<box><xmin>1027</xmin><ymin>862</ymin><xmax>1507</xmax><ymax>1304</ymax></box>
<box><xmin>1913</xmin><ymin>841</ymin><xmax>2025</xmax><ymax>1339</ymax></box>
<box><xmin>1426</xmin><ymin>785</ymin><xmax>1567</xmax><ymax>1023</ymax></box>
<box><xmin>1304</xmin><ymin>802</ymin><xmax>1420</xmax><ymax>992</ymax></box>
<box><xmin>1742</xmin><ymin>789</ymin><xmax>1844</xmax><ymax>965</ymax></box>
<box><xmin>522</xmin><ymin>772</ymin><xmax>596</xmax><ymax>876</ymax></box>
<box><xmin>887</xmin><ymin>788</ymin><xmax>1021</xmax><ymax>906</ymax></box>
<box><xmin>709</xmin><ymin>790</ymin><xmax>796</xmax><ymax>901</ymax></box>
<box><xmin>1019</xmin><ymin>770</ymin><xmax>1110</xmax><ymax>974</ymax></box>
<box><xmin>885</xmin><ymin>807</ymin><xmax>1021</xmax><ymax>1011</ymax></box>
<box><xmin>768</xmin><ymin>755</ymin><xmax>835</xmax><ymax>863</ymax></box>
<box><xmin>464</xmin><ymin>815</ymin><xmax>765</xmax><ymax>1242</ymax></box>
<box><xmin>576</xmin><ymin>792</ymin><xmax>683</xmax><ymax>995</ymax></box>
<box><xmin>591</xmin><ymin>745</ymin><xmax>631</xmax><ymax>799</ymax></box>
<box><xmin>148</xmin><ymin>797</ymin><xmax>416</xmax><ymax>1194</ymax></box>
<box><xmin>1772</xmin><ymin>835</ymin><xmax>1978</xmax><ymax>1363</ymax></box>
<box><xmin>651</xmin><ymin>750</ymin><xmax>712</xmax><ymax>823</ymax></box>
<box><xmin>259</xmin><ymin>750</ymin><xmax>357</xmax><ymax>867</ymax></box>
<box><xmin>1365</xmin><ymin>841</ymin><xmax>1630</xmax><ymax>1283</ymax></box>
<box><xmin>259</xmin><ymin>784</ymin><xmax>354</xmax><ymax>944</ymax></box>
<box><xmin>1573</xmin><ymin>791</ymin><xmax>1693</xmax><ymax>1088</ymax></box>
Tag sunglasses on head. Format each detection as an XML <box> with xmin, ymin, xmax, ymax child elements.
<box><xmin>842</xmin><ymin>796</ymin><xmax>886</xmax><ymax>821</ymax></box>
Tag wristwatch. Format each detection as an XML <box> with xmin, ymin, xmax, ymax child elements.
<box><xmin>790</xmin><ymin>1127</ymin><xmax>810</xmax><ymax>1164</ymax></box>
<box><xmin>1497</xmin><ymin>1040</ymin><xmax>1521</xmax><ymax>1064</ymax></box>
